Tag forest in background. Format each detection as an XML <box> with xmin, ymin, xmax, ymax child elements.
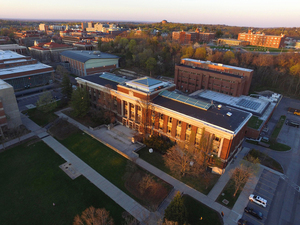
<box><xmin>1</xmin><ymin>19</ymin><xmax>300</xmax><ymax>97</ymax></box>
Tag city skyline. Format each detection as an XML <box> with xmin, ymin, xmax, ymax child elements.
<box><xmin>1</xmin><ymin>0</ymin><xmax>300</xmax><ymax>28</ymax></box>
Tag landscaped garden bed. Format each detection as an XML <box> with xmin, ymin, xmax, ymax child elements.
<box><xmin>244</xmin><ymin>149</ymin><xmax>283</xmax><ymax>173</ymax></box>
<box><xmin>138</xmin><ymin>147</ymin><xmax>220</xmax><ymax>195</ymax></box>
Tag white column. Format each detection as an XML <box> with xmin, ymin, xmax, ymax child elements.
<box><xmin>121</xmin><ymin>100</ymin><xmax>124</xmax><ymax>116</ymax></box>
<box><xmin>217</xmin><ymin>138</ymin><xmax>224</xmax><ymax>158</ymax></box>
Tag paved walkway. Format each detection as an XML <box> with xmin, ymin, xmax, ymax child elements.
<box><xmin>20</xmin><ymin>113</ymin><xmax>151</xmax><ymax>223</ymax></box>
<box><xmin>24</xmin><ymin>109</ymin><xmax>284</xmax><ymax>225</ymax></box>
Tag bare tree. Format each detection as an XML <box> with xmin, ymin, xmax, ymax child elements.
<box><xmin>163</xmin><ymin>144</ymin><xmax>194</xmax><ymax>177</ymax></box>
<box><xmin>231</xmin><ymin>159</ymin><xmax>260</xmax><ymax>197</ymax></box>
<box><xmin>139</xmin><ymin>174</ymin><xmax>156</xmax><ymax>195</ymax></box>
<box><xmin>73</xmin><ymin>206</ymin><xmax>114</xmax><ymax>225</ymax></box>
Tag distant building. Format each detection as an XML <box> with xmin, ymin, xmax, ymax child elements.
<box><xmin>39</xmin><ymin>23</ymin><xmax>49</xmax><ymax>32</ymax></box>
<box><xmin>238</xmin><ymin>30</ymin><xmax>286</xmax><ymax>48</ymax></box>
<box><xmin>0</xmin><ymin>36</ymin><xmax>11</xmax><ymax>45</ymax></box>
<box><xmin>0</xmin><ymin>79</ymin><xmax>22</xmax><ymax>129</ymax></box>
<box><xmin>0</xmin><ymin>50</ymin><xmax>54</xmax><ymax>90</ymax></box>
<box><xmin>73</xmin><ymin>42</ymin><xmax>93</xmax><ymax>51</ymax></box>
<box><xmin>60</xmin><ymin>50</ymin><xmax>119</xmax><ymax>76</ymax></box>
<box><xmin>0</xmin><ymin>44</ymin><xmax>27</xmax><ymax>55</ymax></box>
<box><xmin>172</xmin><ymin>30</ymin><xmax>215</xmax><ymax>44</ymax></box>
<box><xmin>217</xmin><ymin>38</ymin><xmax>250</xmax><ymax>46</ymax></box>
<box><xmin>175</xmin><ymin>58</ymin><xmax>253</xmax><ymax>97</ymax></box>
<box><xmin>14</xmin><ymin>30</ymin><xmax>48</xmax><ymax>47</ymax></box>
<box><xmin>161</xmin><ymin>20</ymin><xmax>168</xmax><ymax>24</ymax></box>
<box><xmin>28</xmin><ymin>40</ymin><xmax>75</xmax><ymax>63</ymax></box>
<box><xmin>295</xmin><ymin>42</ymin><xmax>300</xmax><ymax>49</ymax></box>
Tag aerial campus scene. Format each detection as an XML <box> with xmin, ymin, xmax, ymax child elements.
<box><xmin>1</xmin><ymin>0</ymin><xmax>300</xmax><ymax>225</ymax></box>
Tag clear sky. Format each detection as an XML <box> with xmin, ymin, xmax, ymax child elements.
<box><xmin>1</xmin><ymin>0</ymin><xmax>299</xmax><ymax>27</ymax></box>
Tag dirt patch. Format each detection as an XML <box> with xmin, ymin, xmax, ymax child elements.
<box><xmin>124</xmin><ymin>170</ymin><xmax>170</xmax><ymax>210</ymax></box>
<box><xmin>48</xmin><ymin>118</ymin><xmax>79</xmax><ymax>140</ymax></box>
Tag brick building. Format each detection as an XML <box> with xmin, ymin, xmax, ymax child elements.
<box><xmin>76</xmin><ymin>73</ymin><xmax>251</xmax><ymax>173</ymax></box>
<box><xmin>238</xmin><ymin>30</ymin><xmax>286</xmax><ymax>48</ymax></box>
<box><xmin>0</xmin><ymin>50</ymin><xmax>54</xmax><ymax>90</ymax></box>
<box><xmin>172</xmin><ymin>30</ymin><xmax>215</xmax><ymax>44</ymax></box>
<box><xmin>60</xmin><ymin>50</ymin><xmax>119</xmax><ymax>76</ymax></box>
<box><xmin>0</xmin><ymin>44</ymin><xmax>27</xmax><ymax>55</ymax></box>
<box><xmin>28</xmin><ymin>40</ymin><xmax>75</xmax><ymax>63</ymax></box>
<box><xmin>217</xmin><ymin>38</ymin><xmax>250</xmax><ymax>46</ymax></box>
<box><xmin>174</xmin><ymin>58</ymin><xmax>253</xmax><ymax>96</ymax></box>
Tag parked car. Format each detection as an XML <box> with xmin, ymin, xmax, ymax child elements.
<box><xmin>238</xmin><ymin>218</ymin><xmax>249</xmax><ymax>225</ymax></box>
<box><xmin>249</xmin><ymin>194</ymin><xmax>267</xmax><ymax>207</ymax></box>
<box><xmin>244</xmin><ymin>207</ymin><xmax>263</xmax><ymax>220</ymax></box>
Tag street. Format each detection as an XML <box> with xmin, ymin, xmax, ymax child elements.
<box><xmin>242</xmin><ymin>96</ymin><xmax>300</xmax><ymax>225</ymax></box>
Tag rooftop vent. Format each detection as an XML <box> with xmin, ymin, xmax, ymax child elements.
<box><xmin>226</xmin><ymin>112</ymin><xmax>232</xmax><ymax>117</ymax></box>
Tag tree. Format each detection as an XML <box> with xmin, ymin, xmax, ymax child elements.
<box><xmin>215</xmin><ymin>29</ymin><xmax>223</xmax><ymax>38</ymax></box>
<box><xmin>36</xmin><ymin>91</ymin><xmax>57</xmax><ymax>113</ymax></box>
<box><xmin>70</xmin><ymin>86</ymin><xmax>90</xmax><ymax>117</ymax></box>
<box><xmin>164</xmin><ymin>192</ymin><xmax>188</xmax><ymax>225</ymax></box>
<box><xmin>163</xmin><ymin>144</ymin><xmax>193</xmax><ymax>177</ymax></box>
<box><xmin>290</xmin><ymin>63</ymin><xmax>300</xmax><ymax>94</ymax></box>
<box><xmin>56</xmin><ymin>65</ymin><xmax>69</xmax><ymax>79</ymax></box>
<box><xmin>145</xmin><ymin>57</ymin><xmax>157</xmax><ymax>77</ymax></box>
<box><xmin>231</xmin><ymin>159</ymin><xmax>260</xmax><ymax>197</ymax></box>
<box><xmin>73</xmin><ymin>206</ymin><xmax>114</xmax><ymax>225</ymax></box>
<box><xmin>194</xmin><ymin>47</ymin><xmax>206</xmax><ymax>60</ymax></box>
<box><xmin>61</xmin><ymin>74</ymin><xmax>73</xmax><ymax>100</ymax></box>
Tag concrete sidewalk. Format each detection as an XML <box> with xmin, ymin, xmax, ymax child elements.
<box><xmin>20</xmin><ymin>112</ymin><xmax>151</xmax><ymax>223</ymax></box>
<box><xmin>53</xmin><ymin>109</ymin><xmax>270</xmax><ymax>225</ymax></box>
<box><xmin>42</xmin><ymin>136</ymin><xmax>150</xmax><ymax>222</ymax></box>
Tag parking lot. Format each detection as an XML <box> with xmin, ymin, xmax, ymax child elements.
<box><xmin>240</xmin><ymin>169</ymin><xmax>280</xmax><ymax>225</ymax></box>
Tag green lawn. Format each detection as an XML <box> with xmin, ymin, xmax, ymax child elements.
<box><xmin>216</xmin><ymin>178</ymin><xmax>244</xmax><ymax>209</ymax></box>
<box><xmin>183</xmin><ymin>195</ymin><xmax>222</xmax><ymax>225</ymax></box>
<box><xmin>244</xmin><ymin>149</ymin><xmax>283</xmax><ymax>173</ymax></box>
<box><xmin>138</xmin><ymin>147</ymin><xmax>220</xmax><ymax>195</ymax></box>
<box><xmin>271</xmin><ymin>115</ymin><xmax>286</xmax><ymax>140</ymax></box>
<box><xmin>58</xmin><ymin>132</ymin><xmax>172</xmax><ymax>209</ymax></box>
<box><xmin>0</xmin><ymin>141</ymin><xmax>125</xmax><ymax>225</ymax></box>
<box><xmin>247</xmin><ymin>116</ymin><xmax>263</xmax><ymax>129</ymax></box>
<box><xmin>23</xmin><ymin>100</ymin><xmax>67</xmax><ymax>127</ymax></box>
<box><xmin>24</xmin><ymin>107</ymin><xmax>58</xmax><ymax>126</ymax></box>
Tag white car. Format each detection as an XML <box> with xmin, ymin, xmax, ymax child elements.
<box><xmin>249</xmin><ymin>194</ymin><xmax>267</xmax><ymax>208</ymax></box>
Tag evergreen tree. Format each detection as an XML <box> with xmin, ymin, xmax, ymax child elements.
<box><xmin>61</xmin><ymin>74</ymin><xmax>73</xmax><ymax>100</ymax></box>
<box><xmin>164</xmin><ymin>192</ymin><xmax>188</xmax><ymax>225</ymax></box>
<box><xmin>70</xmin><ymin>86</ymin><xmax>90</xmax><ymax>117</ymax></box>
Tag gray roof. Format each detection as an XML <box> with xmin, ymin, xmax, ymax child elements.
<box><xmin>60</xmin><ymin>50</ymin><xmax>119</xmax><ymax>63</ymax></box>
<box><xmin>152</xmin><ymin>95</ymin><xmax>251</xmax><ymax>133</ymax></box>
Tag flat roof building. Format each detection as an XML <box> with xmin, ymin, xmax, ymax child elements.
<box><xmin>60</xmin><ymin>50</ymin><xmax>119</xmax><ymax>76</ymax></box>
<box><xmin>175</xmin><ymin>58</ymin><xmax>253</xmax><ymax>97</ymax></box>
<box><xmin>0</xmin><ymin>50</ymin><xmax>54</xmax><ymax>90</ymax></box>
<box><xmin>76</xmin><ymin>73</ymin><xmax>251</xmax><ymax>173</ymax></box>
<box><xmin>238</xmin><ymin>30</ymin><xmax>286</xmax><ymax>49</ymax></box>
<box><xmin>217</xmin><ymin>38</ymin><xmax>250</xmax><ymax>46</ymax></box>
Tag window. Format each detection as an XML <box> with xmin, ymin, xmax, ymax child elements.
<box><xmin>160</xmin><ymin>114</ymin><xmax>164</xmax><ymax>120</ymax></box>
<box><xmin>177</xmin><ymin>120</ymin><xmax>181</xmax><ymax>127</ymax></box>
<box><xmin>185</xmin><ymin>133</ymin><xmax>190</xmax><ymax>141</ymax></box>
<box><xmin>169</xmin><ymin>117</ymin><xmax>173</xmax><ymax>123</ymax></box>
<box><xmin>187</xmin><ymin>124</ymin><xmax>191</xmax><ymax>130</ymax></box>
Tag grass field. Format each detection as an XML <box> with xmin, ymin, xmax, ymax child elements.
<box><xmin>0</xmin><ymin>141</ymin><xmax>125</xmax><ymax>225</ymax></box>
<box><xmin>245</xmin><ymin>149</ymin><xmax>283</xmax><ymax>173</ymax></box>
<box><xmin>183</xmin><ymin>195</ymin><xmax>222</xmax><ymax>225</ymax></box>
<box><xmin>138</xmin><ymin>147</ymin><xmax>220</xmax><ymax>195</ymax></box>
<box><xmin>247</xmin><ymin>116</ymin><xmax>263</xmax><ymax>129</ymax></box>
<box><xmin>271</xmin><ymin>115</ymin><xmax>286</xmax><ymax>140</ymax></box>
<box><xmin>58</xmin><ymin>131</ymin><xmax>172</xmax><ymax>209</ymax></box>
<box><xmin>216</xmin><ymin>178</ymin><xmax>244</xmax><ymax>209</ymax></box>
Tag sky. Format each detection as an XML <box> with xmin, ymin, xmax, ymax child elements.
<box><xmin>1</xmin><ymin>0</ymin><xmax>300</xmax><ymax>27</ymax></box>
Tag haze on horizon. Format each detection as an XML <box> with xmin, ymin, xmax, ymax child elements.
<box><xmin>1</xmin><ymin>0</ymin><xmax>300</xmax><ymax>28</ymax></box>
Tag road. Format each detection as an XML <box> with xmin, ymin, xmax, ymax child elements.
<box><xmin>17</xmin><ymin>87</ymin><xmax>62</xmax><ymax>112</ymax></box>
<box><xmin>242</xmin><ymin>96</ymin><xmax>300</xmax><ymax>225</ymax></box>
